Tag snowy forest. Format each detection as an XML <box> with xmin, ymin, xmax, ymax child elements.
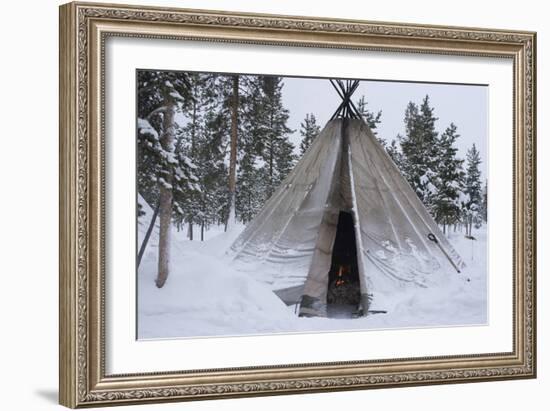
<box><xmin>137</xmin><ymin>70</ymin><xmax>487</xmax><ymax>291</ymax></box>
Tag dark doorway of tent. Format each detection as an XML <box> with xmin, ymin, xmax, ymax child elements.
<box><xmin>327</xmin><ymin>211</ymin><xmax>361</xmax><ymax>318</ymax></box>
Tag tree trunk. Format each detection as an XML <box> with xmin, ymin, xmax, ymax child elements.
<box><xmin>226</xmin><ymin>75</ymin><xmax>239</xmax><ymax>231</ymax></box>
<box><xmin>201</xmin><ymin>222</ymin><xmax>205</xmax><ymax>241</ymax></box>
<box><xmin>137</xmin><ymin>200</ymin><xmax>160</xmax><ymax>269</ymax></box>
<box><xmin>156</xmin><ymin>102</ymin><xmax>176</xmax><ymax>288</ymax></box>
<box><xmin>191</xmin><ymin>100</ymin><xmax>197</xmax><ymax>155</ymax></box>
<box><xmin>268</xmin><ymin>113</ymin><xmax>274</xmax><ymax>197</ymax></box>
<box><xmin>187</xmin><ymin>100</ymin><xmax>197</xmax><ymax>240</ymax></box>
<box><xmin>269</xmin><ymin>141</ymin><xmax>274</xmax><ymax>197</ymax></box>
<box><xmin>188</xmin><ymin>221</ymin><xmax>193</xmax><ymax>241</ymax></box>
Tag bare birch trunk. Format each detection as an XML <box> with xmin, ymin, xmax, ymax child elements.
<box><xmin>156</xmin><ymin>102</ymin><xmax>176</xmax><ymax>288</ymax></box>
<box><xmin>226</xmin><ymin>75</ymin><xmax>239</xmax><ymax>231</ymax></box>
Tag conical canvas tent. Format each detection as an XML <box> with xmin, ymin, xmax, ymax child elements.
<box><xmin>228</xmin><ymin>83</ymin><xmax>465</xmax><ymax>318</ymax></box>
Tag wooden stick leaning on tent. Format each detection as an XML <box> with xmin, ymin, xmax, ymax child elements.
<box><xmin>427</xmin><ymin>233</ymin><xmax>462</xmax><ymax>273</ymax></box>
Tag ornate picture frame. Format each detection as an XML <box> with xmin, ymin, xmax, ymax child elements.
<box><xmin>59</xmin><ymin>1</ymin><xmax>536</xmax><ymax>408</ymax></box>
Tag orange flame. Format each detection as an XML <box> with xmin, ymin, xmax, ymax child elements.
<box><xmin>336</xmin><ymin>265</ymin><xmax>345</xmax><ymax>286</ymax></box>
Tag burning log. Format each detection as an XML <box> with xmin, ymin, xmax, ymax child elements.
<box><xmin>327</xmin><ymin>264</ymin><xmax>360</xmax><ymax>305</ymax></box>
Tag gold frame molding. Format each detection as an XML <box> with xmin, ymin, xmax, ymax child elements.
<box><xmin>59</xmin><ymin>1</ymin><xmax>536</xmax><ymax>408</ymax></box>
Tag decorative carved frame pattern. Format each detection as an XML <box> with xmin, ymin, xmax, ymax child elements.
<box><xmin>59</xmin><ymin>1</ymin><xmax>536</xmax><ymax>408</ymax></box>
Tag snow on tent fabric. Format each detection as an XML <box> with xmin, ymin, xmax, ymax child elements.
<box><xmin>227</xmin><ymin>117</ymin><xmax>465</xmax><ymax>318</ymax></box>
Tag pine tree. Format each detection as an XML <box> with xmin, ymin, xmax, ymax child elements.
<box><xmin>399</xmin><ymin>95</ymin><xmax>440</xmax><ymax>211</ymax></box>
<box><xmin>136</xmin><ymin>116</ymin><xmax>160</xmax><ymax>209</ymax></box>
<box><xmin>198</xmin><ymin>74</ymin><xmax>247</xmax><ymax>229</ymax></box>
<box><xmin>255</xmin><ymin>76</ymin><xmax>296</xmax><ymax>198</ymax></box>
<box><xmin>236</xmin><ymin>152</ymin><xmax>268</xmax><ymax>224</ymax></box>
<box><xmin>356</xmin><ymin>95</ymin><xmax>382</xmax><ymax>132</ymax></box>
<box><xmin>202</xmin><ymin>74</ymin><xmax>243</xmax><ymax>230</ymax></box>
<box><xmin>356</xmin><ymin>95</ymin><xmax>384</xmax><ymax>146</ymax></box>
<box><xmin>171</xmin><ymin>73</ymin><xmax>217</xmax><ymax>239</ymax></box>
<box><xmin>299</xmin><ymin>113</ymin><xmax>321</xmax><ymax>156</ymax></box>
<box><xmin>201</xmin><ymin>106</ymin><xmax>232</xmax><ymax>228</ymax></box>
<box><xmin>432</xmin><ymin>123</ymin><xmax>465</xmax><ymax>234</ymax></box>
<box><xmin>481</xmin><ymin>179</ymin><xmax>488</xmax><ymax>223</ymax></box>
<box><xmin>193</xmin><ymin>105</ymin><xmax>229</xmax><ymax>238</ymax></box>
<box><xmin>226</xmin><ymin>75</ymin><xmax>240</xmax><ymax>230</ymax></box>
<box><xmin>462</xmin><ymin>143</ymin><xmax>483</xmax><ymax>236</ymax></box>
<box><xmin>399</xmin><ymin>101</ymin><xmax>421</xmax><ymax>184</ymax></box>
<box><xmin>235</xmin><ymin>76</ymin><xmax>265</xmax><ymax>223</ymax></box>
<box><xmin>386</xmin><ymin>137</ymin><xmax>404</xmax><ymax>171</ymax></box>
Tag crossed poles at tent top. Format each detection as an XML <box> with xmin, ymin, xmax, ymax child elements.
<box><xmin>329</xmin><ymin>79</ymin><xmax>362</xmax><ymax>120</ymax></box>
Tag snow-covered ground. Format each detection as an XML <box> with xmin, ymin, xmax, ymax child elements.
<box><xmin>137</xmin><ymin>198</ymin><xmax>487</xmax><ymax>339</ymax></box>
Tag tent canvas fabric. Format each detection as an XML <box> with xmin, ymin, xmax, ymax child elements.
<box><xmin>228</xmin><ymin>118</ymin><xmax>465</xmax><ymax>317</ymax></box>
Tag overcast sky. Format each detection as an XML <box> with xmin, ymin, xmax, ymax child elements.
<box><xmin>281</xmin><ymin>77</ymin><xmax>488</xmax><ymax>181</ymax></box>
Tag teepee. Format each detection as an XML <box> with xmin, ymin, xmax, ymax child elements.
<box><xmin>228</xmin><ymin>80</ymin><xmax>465</xmax><ymax>318</ymax></box>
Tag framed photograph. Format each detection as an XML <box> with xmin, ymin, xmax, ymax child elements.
<box><xmin>59</xmin><ymin>1</ymin><xmax>536</xmax><ymax>408</ymax></box>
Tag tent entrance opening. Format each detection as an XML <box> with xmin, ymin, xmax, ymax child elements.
<box><xmin>327</xmin><ymin>211</ymin><xmax>361</xmax><ymax>317</ymax></box>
